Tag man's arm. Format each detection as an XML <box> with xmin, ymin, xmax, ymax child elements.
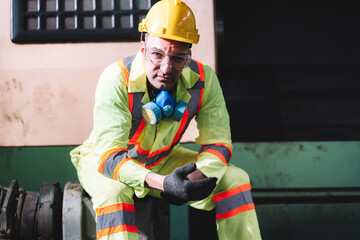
<box><xmin>194</xmin><ymin>64</ymin><xmax>232</xmax><ymax>182</ymax></box>
<box><xmin>145</xmin><ymin>164</ymin><xmax>217</xmax><ymax>206</ymax></box>
<box><xmin>92</xmin><ymin>62</ymin><xmax>152</xmax><ymax>198</ymax></box>
<box><xmin>145</xmin><ymin>168</ymin><xmax>207</xmax><ymax>191</ymax></box>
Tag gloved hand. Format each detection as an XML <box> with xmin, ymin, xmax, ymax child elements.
<box><xmin>161</xmin><ymin>163</ymin><xmax>217</xmax><ymax>206</ymax></box>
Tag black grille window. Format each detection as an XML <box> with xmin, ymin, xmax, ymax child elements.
<box><xmin>11</xmin><ymin>0</ymin><xmax>158</xmax><ymax>43</ymax></box>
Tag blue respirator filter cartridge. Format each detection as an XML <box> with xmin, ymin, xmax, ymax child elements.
<box><xmin>141</xmin><ymin>90</ymin><xmax>187</xmax><ymax>125</ymax></box>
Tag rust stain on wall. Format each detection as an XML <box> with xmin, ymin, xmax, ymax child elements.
<box><xmin>33</xmin><ymin>84</ymin><xmax>58</xmax><ymax>122</ymax></box>
<box><xmin>0</xmin><ymin>79</ymin><xmax>28</xmax><ymax>142</ymax></box>
<box><xmin>59</xmin><ymin>84</ymin><xmax>78</xmax><ymax>107</ymax></box>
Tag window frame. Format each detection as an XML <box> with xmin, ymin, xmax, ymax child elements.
<box><xmin>11</xmin><ymin>0</ymin><xmax>159</xmax><ymax>44</ymax></box>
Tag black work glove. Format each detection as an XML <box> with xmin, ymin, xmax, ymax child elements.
<box><xmin>161</xmin><ymin>163</ymin><xmax>217</xmax><ymax>206</ymax></box>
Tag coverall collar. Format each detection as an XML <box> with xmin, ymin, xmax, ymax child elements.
<box><xmin>127</xmin><ymin>50</ymin><xmax>200</xmax><ymax>104</ymax></box>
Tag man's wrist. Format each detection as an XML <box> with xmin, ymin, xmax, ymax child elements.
<box><xmin>145</xmin><ymin>172</ymin><xmax>166</xmax><ymax>191</ymax></box>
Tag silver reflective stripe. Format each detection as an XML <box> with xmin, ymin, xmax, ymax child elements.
<box><xmin>121</xmin><ymin>55</ymin><xmax>144</xmax><ymax>140</ymax></box>
<box><xmin>187</xmin><ymin>59</ymin><xmax>204</xmax><ymax>116</ymax></box>
<box><xmin>129</xmin><ymin>92</ymin><xmax>144</xmax><ymax>139</ymax></box>
<box><xmin>199</xmin><ymin>144</ymin><xmax>231</xmax><ymax>163</ymax></box>
<box><xmin>188</xmin><ymin>59</ymin><xmax>199</xmax><ymax>73</ymax></box>
<box><xmin>215</xmin><ymin>190</ymin><xmax>254</xmax><ymax>215</ymax></box>
<box><xmin>96</xmin><ymin>210</ymin><xmax>136</xmax><ymax>231</ymax></box>
<box><xmin>103</xmin><ymin>150</ymin><xmax>127</xmax><ymax>178</ymax></box>
<box><xmin>123</xmin><ymin>55</ymin><xmax>135</xmax><ymax>73</ymax></box>
<box><xmin>187</xmin><ymin>87</ymin><xmax>201</xmax><ymax>117</ymax></box>
<box><xmin>127</xmin><ymin>145</ymin><xmax>147</xmax><ymax>163</ymax></box>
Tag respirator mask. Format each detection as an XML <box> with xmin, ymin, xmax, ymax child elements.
<box><xmin>141</xmin><ymin>90</ymin><xmax>187</xmax><ymax>125</ymax></box>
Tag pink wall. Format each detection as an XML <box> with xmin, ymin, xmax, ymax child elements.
<box><xmin>0</xmin><ymin>0</ymin><xmax>216</xmax><ymax>146</ymax></box>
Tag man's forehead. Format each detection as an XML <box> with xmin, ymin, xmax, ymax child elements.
<box><xmin>145</xmin><ymin>34</ymin><xmax>191</xmax><ymax>50</ymax></box>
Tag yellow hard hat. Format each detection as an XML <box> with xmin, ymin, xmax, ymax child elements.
<box><xmin>138</xmin><ymin>0</ymin><xmax>200</xmax><ymax>44</ymax></box>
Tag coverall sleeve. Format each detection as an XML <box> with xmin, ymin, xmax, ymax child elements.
<box><xmin>194</xmin><ymin>64</ymin><xmax>232</xmax><ymax>182</ymax></box>
<box><xmin>91</xmin><ymin>63</ymin><xmax>150</xmax><ymax>195</ymax></box>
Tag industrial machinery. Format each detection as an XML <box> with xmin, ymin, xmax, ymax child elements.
<box><xmin>0</xmin><ymin>180</ymin><xmax>168</xmax><ymax>240</ymax></box>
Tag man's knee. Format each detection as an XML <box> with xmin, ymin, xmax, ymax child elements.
<box><xmin>231</xmin><ymin>164</ymin><xmax>250</xmax><ymax>183</ymax></box>
<box><xmin>220</xmin><ymin>164</ymin><xmax>250</xmax><ymax>187</ymax></box>
<box><xmin>91</xmin><ymin>181</ymin><xmax>135</xmax><ymax>208</ymax></box>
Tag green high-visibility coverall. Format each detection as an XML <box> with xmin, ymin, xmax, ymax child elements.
<box><xmin>70</xmin><ymin>51</ymin><xmax>261</xmax><ymax>240</ymax></box>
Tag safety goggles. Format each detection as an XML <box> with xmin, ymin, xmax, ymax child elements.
<box><xmin>145</xmin><ymin>48</ymin><xmax>191</xmax><ymax>71</ymax></box>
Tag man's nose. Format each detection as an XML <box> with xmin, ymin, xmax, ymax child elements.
<box><xmin>160</xmin><ymin>56</ymin><xmax>173</xmax><ymax>72</ymax></box>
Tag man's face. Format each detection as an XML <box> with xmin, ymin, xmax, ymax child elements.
<box><xmin>141</xmin><ymin>34</ymin><xmax>191</xmax><ymax>91</ymax></box>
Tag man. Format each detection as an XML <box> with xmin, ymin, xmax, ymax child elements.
<box><xmin>70</xmin><ymin>0</ymin><xmax>261</xmax><ymax>239</ymax></box>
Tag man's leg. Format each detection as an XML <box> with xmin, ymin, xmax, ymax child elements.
<box><xmin>212</xmin><ymin>164</ymin><xmax>261</xmax><ymax>240</ymax></box>
<box><xmin>77</xmin><ymin>153</ymin><xmax>139</xmax><ymax>240</ymax></box>
<box><xmin>140</xmin><ymin>145</ymin><xmax>261</xmax><ymax>239</ymax></box>
<box><xmin>154</xmin><ymin>145</ymin><xmax>198</xmax><ymax>175</ymax></box>
<box><xmin>155</xmin><ymin>146</ymin><xmax>261</xmax><ymax>239</ymax></box>
<box><xmin>188</xmin><ymin>164</ymin><xmax>261</xmax><ymax>240</ymax></box>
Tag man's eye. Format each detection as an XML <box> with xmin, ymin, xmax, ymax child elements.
<box><xmin>151</xmin><ymin>52</ymin><xmax>164</xmax><ymax>58</ymax></box>
<box><xmin>171</xmin><ymin>56</ymin><xmax>185</xmax><ymax>63</ymax></box>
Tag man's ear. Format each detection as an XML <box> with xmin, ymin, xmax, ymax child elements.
<box><xmin>140</xmin><ymin>41</ymin><xmax>145</xmax><ymax>59</ymax></box>
<box><xmin>185</xmin><ymin>49</ymin><xmax>192</xmax><ymax>67</ymax></box>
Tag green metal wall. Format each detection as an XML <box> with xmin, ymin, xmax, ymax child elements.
<box><xmin>1</xmin><ymin>142</ymin><xmax>360</xmax><ymax>239</ymax></box>
<box><xmin>184</xmin><ymin>141</ymin><xmax>360</xmax><ymax>239</ymax></box>
<box><xmin>0</xmin><ymin>146</ymin><xmax>77</xmax><ymax>192</ymax></box>
<box><xmin>230</xmin><ymin>141</ymin><xmax>360</xmax><ymax>240</ymax></box>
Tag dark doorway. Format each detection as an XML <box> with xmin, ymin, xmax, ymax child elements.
<box><xmin>216</xmin><ymin>0</ymin><xmax>360</xmax><ymax>142</ymax></box>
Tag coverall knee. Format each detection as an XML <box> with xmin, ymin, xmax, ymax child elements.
<box><xmin>77</xmin><ymin>152</ymin><xmax>138</xmax><ymax>240</ymax></box>
<box><xmin>212</xmin><ymin>164</ymin><xmax>261</xmax><ymax>240</ymax></box>
<box><xmin>156</xmin><ymin>146</ymin><xmax>262</xmax><ymax>240</ymax></box>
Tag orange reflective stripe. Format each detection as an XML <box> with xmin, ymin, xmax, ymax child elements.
<box><xmin>117</xmin><ymin>59</ymin><xmax>134</xmax><ymax>113</ymax></box>
<box><xmin>214</xmin><ymin>183</ymin><xmax>254</xmax><ymax>220</ymax></box>
<box><xmin>97</xmin><ymin>225</ymin><xmax>138</xmax><ymax>239</ymax></box>
<box><xmin>96</xmin><ymin>203</ymin><xmax>137</xmax><ymax>238</ymax></box>
<box><xmin>96</xmin><ymin>202</ymin><xmax>135</xmax><ymax>216</ymax></box>
<box><xmin>133</xmin><ymin>159</ymin><xmax>145</xmax><ymax>167</ymax></box>
<box><xmin>145</xmin><ymin>109</ymin><xmax>190</xmax><ymax>169</ymax></box>
<box><xmin>128</xmin><ymin>120</ymin><xmax>150</xmax><ymax>158</ymax></box>
<box><xmin>194</xmin><ymin>60</ymin><xmax>204</xmax><ymax>112</ymax></box>
<box><xmin>128</xmin><ymin>93</ymin><xmax>134</xmax><ymax>113</ymax></box>
<box><xmin>112</xmin><ymin>158</ymin><xmax>132</xmax><ymax>180</ymax></box>
<box><xmin>214</xmin><ymin>143</ymin><xmax>233</xmax><ymax>159</ymax></box>
<box><xmin>127</xmin><ymin>110</ymin><xmax>190</xmax><ymax>169</ymax></box>
<box><xmin>201</xmin><ymin>148</ymin><xmax>228</xmax><ymax>166</ymax></box>
<box><xmin>96</xmin><ymin>203</ymin><xmax>135</xmax><ymax>216</ymax></box>
<box><xmin>199</xmin><ymin>88</ymin><xmax>203</xmax><ymax>112</ymax></box>
<box><xmin>98</xmin><ymin>148</ymin><xmax>127</xmax><ymax>173</ymax></box>
<box><xmin>215</xmin><ymin>203</ymin><xmax>255</xmax><ymax>220</ymax></box>
<box><xmin>197</xmin><ymin>143</ymin><xmax>232</xmax><ymax>165</ymax></box>
<box><xmin>172</xmin><ymin>109</ymin><xmax>190</xmax><ymax>143</ymax></box>
<box><xmin>117</xmin><ymin>59</ymin><xmax>130</xmax><ymax>86</ymax></box>
<box><xmin>213</xmin><ymin>183</ymin><xmax>252</xmax><ymax>202</ymax></box>
<box><xmin>129</xmin><ymin>120</ymin><xmax>147</xmax><ymax>144</ymax></box>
